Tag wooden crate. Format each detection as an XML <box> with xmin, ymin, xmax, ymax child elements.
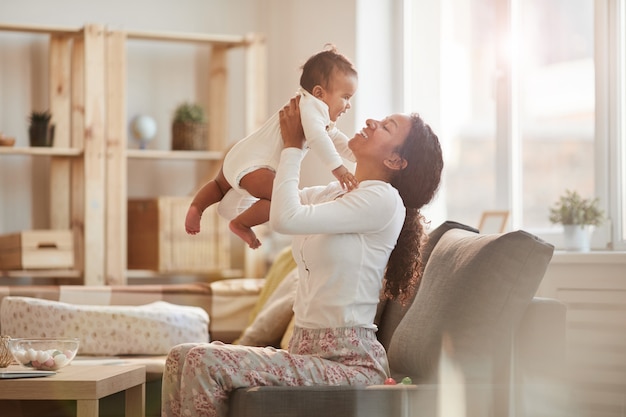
<box><xmin>0</xmin><ymin>230</ymin><xmax>74</xmax><ymax>270</ymax></box>
<box><xmin>127</xmin><ymin>197</ymin><xmax>231</xmax><ymax>273</ymax></box>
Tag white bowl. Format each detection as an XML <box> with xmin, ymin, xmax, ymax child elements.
<box><xmin>9</xmin><ymin>338</ymin><xmax>80</xmax><ymax>371</ymax></box>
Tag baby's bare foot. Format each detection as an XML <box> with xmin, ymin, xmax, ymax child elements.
<box><xmin>229</xmin><ymin>221</ymin><xmax>261</xmax><ymax>249</ymax></box>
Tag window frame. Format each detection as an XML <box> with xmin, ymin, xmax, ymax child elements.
<box><xmin>404</xmin><ymin>0</ymin><xmax>626</xmax><ymax>251</ymax></box>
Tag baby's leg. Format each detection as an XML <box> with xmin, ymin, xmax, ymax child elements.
<box><xmin>230</xmin><ymin>167</ymin><xmax>274</xmax><ymax>249</ymax></box>
<box><xmin>185</xmin><ymin>168</ymin><xmax>231</xmax><ymax>235</ymax></box>
<box><xmin>229</xmin><ymin>199</ymin><xmax>270</xmax><ymax>249</ymax></box>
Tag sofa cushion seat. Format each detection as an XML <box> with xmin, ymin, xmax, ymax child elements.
<box><xmin>230</xmin><ymin>384</ymin><xmax>438</xmax><ymax>417</ymax></box>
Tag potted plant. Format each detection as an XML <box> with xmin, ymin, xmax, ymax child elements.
<box><xmin>28</xmin><ymin>110</ymin><xmax>55</xmax><ymax>147</ymax></box>
<box><xmin>171</xmin><ymin>102</ymin><xmax>208</xmax><ymax>150</ymax></box>
<box><xmin>549</xmin><ymin>189</ymin><xmax>605</xmax><ymax>251</ymax></box>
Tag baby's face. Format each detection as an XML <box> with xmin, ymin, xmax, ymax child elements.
<box><xmin>321</xmin><ymin>71</ymin><xmax>358</xmax><ymax>122</ymax></box>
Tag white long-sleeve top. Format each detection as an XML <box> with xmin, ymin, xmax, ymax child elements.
<box><xmin>270</xmin><ymin>148</ymin><xmax>406</xmax><ymax>330</ymax></box>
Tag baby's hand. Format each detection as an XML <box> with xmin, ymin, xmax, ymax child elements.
<box><xmin>185</xmin><ymin>205</ymin><xmax>202</xmax><ymax>235</ymax></box>
<box><xmin>340</xmin><ymin>171</ymin><xmax>359</xmax><ymax>191</ymax></box>
<box><xmin>333</xmin><ymin>165</ymin><xmax>359</xmax><ymax>191</ymax></box>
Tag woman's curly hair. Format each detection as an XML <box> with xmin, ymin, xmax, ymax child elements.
<box><xmin>383</xmin><ymin>113</ymin><xmax>443</xmax><ymax>303</ymax></box>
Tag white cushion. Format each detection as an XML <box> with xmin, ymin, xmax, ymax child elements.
<box><xmin>0</xmin><ymin>296</ymin><xmax>209</xmax><ymax>355</ymax></box>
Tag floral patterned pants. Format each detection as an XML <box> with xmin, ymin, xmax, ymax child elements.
<box><xmin>161</xmin><ymin>326</ymin><xmax>389</xmax><ymax>417</ymax></box>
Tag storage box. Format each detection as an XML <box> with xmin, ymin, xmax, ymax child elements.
<box><xmin>0</xmin><ymin>230</ymin><xmax>74</xmax><ymax>270</ymax></box>
<box><xmin>127</xmin><ymin>197</ymin><xmax>231</xmax><ymax>273</ymax></box>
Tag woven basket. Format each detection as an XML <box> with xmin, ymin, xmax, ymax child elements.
<box><xmin>172</xmin><ymin>121</ymin><xmax>208</xmax><ymax>150</ymax></box>
<box><xmin>0</xmin><ymin>335</ymin><xmax>13</xmax><ymax>368</ymax></box>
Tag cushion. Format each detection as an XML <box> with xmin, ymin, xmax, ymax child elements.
<box><xmin>376</xmin><ymin>221</ymin><xmax>479</xmax><ymax>349</ymax></box>
<box><xmin>234</xmin><ymin>245</ymin><xmax>297</xmax><ymax>345</ymax></box>
<box><xmin>208</xmin><ymin>278</ymin><xmax>267</xmax><ymax>343</ymax></box>
<box><xmin>237</xmin><ymin>268</ymin><xmax>298</xmax><ymax>347</ymax></box>
<box><xmin>0</xmin><ymin>296</ymin><xmax>209</xmax><ymax>355</ymax></box>
<box><xmin>280</xmin><ymin>315</ymin><xmax>296</xmax><ymax>350</ymax></box>
<box><xmin>387</xmin><ymin>228</ymin><xmax>554</xmax><ymax>383</ymax></box>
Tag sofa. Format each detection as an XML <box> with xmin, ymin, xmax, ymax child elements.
<box><xmin>228</xmin><ymin>221</ymin><xmax>569</xmax><ymax>417</ymax></box>
<box><xmin>0</xmin><ymin>221</ymin><xmax>568</xmax><ymax>417</ymax></box>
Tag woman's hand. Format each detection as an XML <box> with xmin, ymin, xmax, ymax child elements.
<box><xmin>279</xmin><ymin>95</ymin><xmax>305</xmax><ymax>149</ymax></box>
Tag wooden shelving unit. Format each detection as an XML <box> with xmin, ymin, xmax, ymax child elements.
<box><xmin>0</xmin><ymin>23</ymin><xmax>105</xmax><ymax>284</ymax></box>
<box><xmin>0</xmin><ymin>22</ymin><xmax>267</xmax><ymax>285</ymax></box>
<box><xmin>0</xmin><ymin>148</ymin><xmax>82</xmax><ymax>157</ymax></box>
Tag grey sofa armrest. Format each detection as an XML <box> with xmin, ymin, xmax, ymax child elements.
<box><xmin>514</xmin><ymin>297</ymin><xmax>567</xmax><ymax>374</ymax></box>
<box><xmin>511</xmin><ymin>297</ymin><xmax>569</xmax><ymax>417</ymax></box>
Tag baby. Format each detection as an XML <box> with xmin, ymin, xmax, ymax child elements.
<box><xmin>185</xmin><ymin>45</ymin><xmax>358</xmax><ymax>249</ymax></box>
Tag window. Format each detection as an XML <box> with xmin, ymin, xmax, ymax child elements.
<box><xmin>405</xmin><ymin>0</ymin><xmax>626</xmax><ymax>250</ymax></box>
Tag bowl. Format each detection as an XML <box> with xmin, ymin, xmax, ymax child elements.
<box><xmin>8</xmin><ymin>338</ymin><xmax>80</xmax><ymax>371</ymax></box>
<box><xmin>0</xmin><ymin>137</ymin><xmax>16</xmax><ymax>147</ymax></box>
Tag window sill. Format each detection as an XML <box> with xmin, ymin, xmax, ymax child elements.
<box><xmin>551</xmin><ymin>250</ymin><xmax>626</xmax><ymax>264</ymax></box>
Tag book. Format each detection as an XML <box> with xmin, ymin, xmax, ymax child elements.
<box><xmin>0</xmin><ymin>370</ymin><xmax>56</xmax><ymax>379</ymax></box>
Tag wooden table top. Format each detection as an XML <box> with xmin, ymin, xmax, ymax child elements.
<box><xmin>0</xmin><ymin>364</ymin><xmax>146</xmax><ymax>400</ymax></box>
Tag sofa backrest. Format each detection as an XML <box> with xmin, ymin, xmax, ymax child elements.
<box><xmin>386</xmin><ymin>227</ymin><xmax>554</xmax><ymax>384</ymax></box>
<box><xmin>376</xmin><ymin>221</ymin><xmax>479</xmax><ymax>350</ymax></box>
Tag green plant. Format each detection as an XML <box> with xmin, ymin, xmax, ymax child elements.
<box><xmin>28</xmin><ymin>110</ymin><xmax>55</xmax><ymax>147</ymax></box>
<box><xmin>173</xmin><ymin>102</ymin><xmax>206</xmax><ymax>124</ymax></box>
<box><xmin>29</xmin><ymin>110</ymin><xmax>52</xmax><ymax>125</ymax></box>
<box><xmin>549</xmin><ymin>189</ymin><xmax>605</xmax><ymax>226</ymax></box>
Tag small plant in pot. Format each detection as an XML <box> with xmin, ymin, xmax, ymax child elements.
<box><xmin>28</xmin><ymin>110</ymin><xmax>55</xmax><ymax>147</ymax></box>
<box><xmin>549</xmin><ymin>189</ymin><xmax>605</xmax><ymax>252</ymax></box>
<box><xmin>171</xmin><ymin>102</ymin><xmax>208</xmax><ymax>151</ymax></box>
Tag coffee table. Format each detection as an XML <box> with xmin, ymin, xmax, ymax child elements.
<box><xmin>0</xmin><ymin>364</ymin><xmax>146</xmax><ymax>417</ymax></box>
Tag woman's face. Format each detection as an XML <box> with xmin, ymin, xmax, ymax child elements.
<box><xmin>349</xmin><ymin>114</ymin><xmax>412</xmax><ymax>164</ymax></box>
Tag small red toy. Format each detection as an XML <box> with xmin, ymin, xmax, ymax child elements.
<box><xmin>384</xmin><ymin>377</ymin><xmax>397</xmax><ymax>385</ymax></box>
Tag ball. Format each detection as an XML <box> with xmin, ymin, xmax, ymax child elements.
<box><xmin>131</xmin><ymin>115</ymin><xmax>157</xmax><ymax>141</ymax></box>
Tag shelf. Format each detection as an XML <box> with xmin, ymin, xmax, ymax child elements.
<box><xmin>126</xmin><ymin>149</ymin><xmax>223</xmax><ymax>160</ymax></box>
<box><xmin>0</xmin><ymin>22</ymin><xmax>267</xmax><ymax>284</ymax></box>
<box><xmin>0</xmin><ymin>269</ymin><xmax>82</xmax><ymax>279</ymax></box>
<box><xmin>126</xmin><ymin>269</ymin><xmax>244</xmax><ymax>280</ymax></box>
<box><xmin>0</xmin><ymin>23</ymin><xmax>81</xmax><ymax>36</ymax></box>
<box><xmin>126</xmin><ymin>29</ymin><xmax>250</xmax><ymax>47</ymax></box>
<box><xmin>0</xmin><ymin>147</ymin><xmax>83</xmax><ymax>157</ymax></box>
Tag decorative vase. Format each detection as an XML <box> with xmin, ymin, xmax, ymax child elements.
<box><xmin>0</xmin><ymin>335</ymin><xmax>13</xmax><ymax>368</ymax></box>
<box><xmin>563</xmin><ymin>225</ymin><xmax>592</xmax><ymax>252</ymax></box>
<box><xmin>171</xmin><ymin>121</ymin><xmax>208</xmax><ymax>150</ymax></box>
<box><xmin>29</xmin><ymin>122</ymin><xmax>55</xmax><ymax>147</ymax></box>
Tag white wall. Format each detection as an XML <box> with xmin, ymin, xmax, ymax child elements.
<box><xmin>0</xmin><ymin>0</ymin><xmax>259</xmax><ymax>233</ymax></box>
<box><xmin>1</xmin><ymin>0</ymin><xmax>404</xmax><ymax>236</ymax></box>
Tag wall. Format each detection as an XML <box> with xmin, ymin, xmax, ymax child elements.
<box><xmin>0</xmin><ymin>0</ymin><xmax>256</xmax><ymax>233</ymax></box>
<box><xmin>0</xmin><ymin>0</ymin><xmax>403</xmax><ymax>238</ymax></box>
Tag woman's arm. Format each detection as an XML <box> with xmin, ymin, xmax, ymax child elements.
<box><xmin>278</xmin><ymin>96</ymin><xmax>306</xmax><ymax>149</ymax></box>
<box><xmin>271</xmin><ymin>97</ymin><xmax>401</xmax><ymax>235</ymax></box>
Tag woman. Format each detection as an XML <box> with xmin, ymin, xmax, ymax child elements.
<box><xmin>162</xmin><ymin>96</ymin><xmax>443</xmax><ymax>417</ymax></box>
